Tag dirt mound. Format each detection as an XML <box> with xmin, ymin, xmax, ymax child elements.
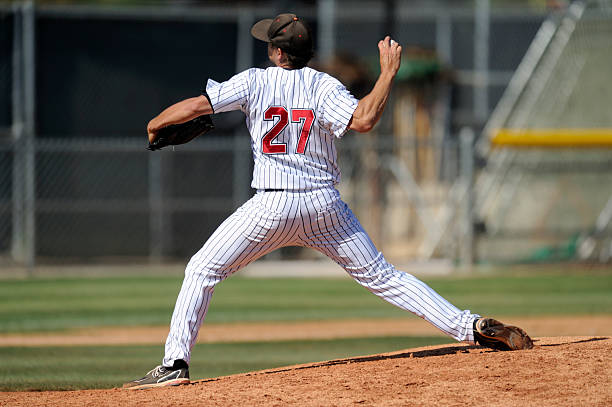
<box><xmin>1</xmin><ymin>336</ymin><xmax>610</xmax><ymax>406</ymax></box>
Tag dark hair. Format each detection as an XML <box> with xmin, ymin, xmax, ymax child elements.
<box><xmin>285</xmin><ymin>50</ymin><xmax>314</xmax><ymax>69</ymax></box>
<box><xmin>271</xmin><ymin>44</ymin><xmax>314</xmax><ymax>69</ymax></box>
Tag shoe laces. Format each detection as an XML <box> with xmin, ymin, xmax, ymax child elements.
<box><xmin>151</xmin><ymin>366</ymin><xmax>168</xmax><ymax>378</ymax></box>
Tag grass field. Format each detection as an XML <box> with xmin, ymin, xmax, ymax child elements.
<box><xmin>1</xmin><ymin>268</ymin><xmax>611</xmax><ymax>333</ymax></box>
<box><xmin>1</xmin><ymin>266</ymin><xmax>611</xmax><ymax>391</ymax></box>
<box><xmin>0</xmin><ymin>337</ymin><xmax>452</xmax><ymax>391</ymax></box>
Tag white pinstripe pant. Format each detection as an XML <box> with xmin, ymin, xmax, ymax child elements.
<box><xmin>163</xmin><ymin>187</ymin><xmax>478</xmax><ymax>366</ymax></box>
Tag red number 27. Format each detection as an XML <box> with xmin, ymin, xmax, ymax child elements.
<box><xmin>262</xmin><ymin>107</ymin><xmax>315</xmax><ymax>155</ymax></box>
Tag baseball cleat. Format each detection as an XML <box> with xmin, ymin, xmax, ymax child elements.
<box><xmin>122</xmin><ymin>361</ymin><xmax>190</xmax><ymax>390</ymax></box>
<box><xmin>473</xmin><ymin>317</ymin><xmax>534</xmax><ymax>351</ymax></box>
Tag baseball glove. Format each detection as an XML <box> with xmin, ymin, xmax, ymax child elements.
<box><xmin>147</xmin><ymin>115</ymin><xmax>215</xmax><ymax>151</ymax></box>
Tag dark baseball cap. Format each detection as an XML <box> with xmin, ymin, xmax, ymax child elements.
<box><xmin>251</xmin><ymin>13</ymin><xmax>313</xmax><ymax>57</ymax></box>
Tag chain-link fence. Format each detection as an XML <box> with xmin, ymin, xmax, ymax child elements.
<box><xmin>1</xmin><ymin>134</ymin><xmax>470</xmax><ymax>264</ymax></box>
<box><xmin>33</xmin><ymin>137</ymin><xmax>245</xmax><ymax>260</ymax></box>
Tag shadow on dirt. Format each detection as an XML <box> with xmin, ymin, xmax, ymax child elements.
<box><xmin>258</xmin><ymin>344</ymin><xmax>483</xmax><ymax>375</ymax></box>
<box><xmin>537</xmin><ymin>337</ymin><xmax>608</xmax><ymax>347</ymax></box>
<box><xmin>193</xmin><ymin>344</ymin><xmax>482</xmax><ymax>384</ymax></box>
<box><xmin>248</xmin><ymin>337</ymin><xmax>610</xmax><ymax>377</ymax></box>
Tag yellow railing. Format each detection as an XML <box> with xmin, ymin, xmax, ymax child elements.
<box><xmin>491</xmin><ymin>128</ymin><xmax>612</xmax><ymax>147</ymax></box>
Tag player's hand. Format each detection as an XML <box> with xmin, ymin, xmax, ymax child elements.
<box><xmin>378</xmin><ymin>36</ymin><xmax>402</xmax><ymax>77</ymax></box>
<box><xmin>147</xmin><ymin>132</ymin><xmax>157</xmax><ymax>144</ymax></box>
<box><xmin>147</xmin><ymin>120</ymin><xmax>159</xmax><ymax>143</ymax></box>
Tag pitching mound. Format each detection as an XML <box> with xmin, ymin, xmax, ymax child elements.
<box><xmin>2</xmin><ymin>336</ymin><xmax>610</xmax><ymax>406</ymax></box>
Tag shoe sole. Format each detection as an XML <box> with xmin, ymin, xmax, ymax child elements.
<box><xmin>477</xmin><ymin>319</ymin><xmax>534</xmax><ymax>350</ymax></box>
<box><xmin>123</xmin><ymin>378</ymin><xmax>190</xmax><ymax>390</ymax></box>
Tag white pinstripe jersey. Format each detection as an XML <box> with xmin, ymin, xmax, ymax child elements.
<box><xmin>206</xmin><ymin>67</ymin><xmax>359</xmax><ymax>190</ymax></box>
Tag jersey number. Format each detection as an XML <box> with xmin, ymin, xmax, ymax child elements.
<box><xmin>262</xmin><ymin>107</ymin><xmax>314</xmax><ymax>155</ymax></box>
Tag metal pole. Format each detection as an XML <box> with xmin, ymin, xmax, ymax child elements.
<box><xmin>474</xmin><ymin>0</ymin><xmax>490</xmax><ymax>122</ymax></box>
<box><xmin>235</xmin><ymin>7</ymin><xmax>254</xmax><ymax>72</ymax></box>
<box><xmin>234</xmin><ymin>9</ymin><xmax>256</xmax><ymax>208</ymax></box>
<box><xmin>149</xmin><ymin>153</ymin><xmax>163</xmax><ymax>261</ymax></box>
<box><xmin>459</xmin><ymin>127</ymin><xmax>474</xmax><ymax>267</ymax></box>
<box><xmin>233</xmin><ymin>131</ymin><xmax>250</xmax><ymax>208</ymax></box>
<box><xmin>476</xmin><ymin>12</ymin><xmax>560</xmax><ymax>155</ymax></box>
<box><xmin>459</xmin><ymin>128</ymin><xmax>475</xmax><ymax>267</ymax></box>
<box><xmin>435</xmin><ymin>11</ymin><xmax>452</xmax><ymax>65</ymax></box>
<box><xmin>11</xmin><ymin>3</ymin><xmax>25</xmax><ymax>263</ymax></box>
<box><xmin>23</xmin><ymin>0</ymin><xmax>36</xmax><ymax>270</ymax></box>
<box><xmin>317</xmin><ymin>0</ymin><xmax>335</xmax><ymax>63</ymax></box>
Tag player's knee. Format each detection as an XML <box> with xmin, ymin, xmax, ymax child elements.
<box><xmin>344</xmin><ymin>253</ymin><xmax>394</xmax><ymax>278</ymax></box>
<box><xmin>346</xmin><ymin>262</ymin><xmax>395</xmax><ymax>284</ymax></box>
<box><xmin>185</xmin><ymin>256</ymin><xmax>227</xmax><ymax>280</ymax></box>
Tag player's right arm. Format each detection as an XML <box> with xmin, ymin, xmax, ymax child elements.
<box><xmin>348</xmin><ymin>36</ymin><xmax>402</xmax><ymax>133</ymax></box>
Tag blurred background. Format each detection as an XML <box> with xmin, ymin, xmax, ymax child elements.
<box><xmin>1</xmin><ymin>0</ymin><xmax>612</xmax><ymax>272</ymax></box>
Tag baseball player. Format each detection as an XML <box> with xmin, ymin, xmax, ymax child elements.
<box><xmin>124</xmin><ymin>13</ymin><xmax>532</xmax><ymax>390</ymax></box>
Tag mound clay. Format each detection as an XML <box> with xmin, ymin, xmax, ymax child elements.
<box><xmin>2</xmin><ymin>336</ymin><xmax>611</xmax><ymax>406</ymax></box>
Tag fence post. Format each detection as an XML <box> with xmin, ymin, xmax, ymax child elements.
<box><xmin>459</xmin><ymin>127</ymin><xmax>475</xmax><ymax>267</ymax></box>
<box><xmin>233</xmin><ymin>131</ymin><xmax>250</xmax><ymax>208</ymax></box>
<box><xmin>11</xmin><ymin>3</ymin><xmax>24</xmax><ymax>263</ymax></box>
<box><xmin>236</xmin><ymin>7</ymin><xmax>254</xmax><ymax>72</ymax></box>
<box><xmin>12</xmin><ymin>1</ymin><xmax>37</xmax><ymax>270</ymax></box>
<box><xmin>474</xmin><ymin>0</ymin><xmax>490</xmax><ymax>122</ymax></box>
<box><xmin>317</xmin><ymin>0</ymin><xmax>335</xmax><ymax>64</ymax></box>
<box><xmin>23</xmin><ymin>0</ymin><xmax>36</xmax><ymax>271</ymax></box>
<box><xmin>435</xmin><ymin>11</ymin><xmax>452</xmax><ymax>65</ymax></box>
<box><xmin>149</xmin><ymin>153</ymin><xmax>164</xmax><ymax>261</ymax></box>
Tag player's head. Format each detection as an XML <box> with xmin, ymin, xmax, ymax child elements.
<box><xmin>251</xmin><ymin>13</ymin><xmax>314</xmax><ymax>69</ymax></box>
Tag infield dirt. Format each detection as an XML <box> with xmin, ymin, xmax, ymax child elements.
<box><xmin>1</xmin><ymin>336</ymin><xmax>610</xmax><ymax>406</ymax></box>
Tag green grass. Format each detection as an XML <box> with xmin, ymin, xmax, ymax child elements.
<box><xmin>1</xmin><ymin>267</ymin><xmax>611</xmax><ymax>391</ymax></box>
<box><xmin>426</xmin><ymin>271</ymin><xmax>612</xmax><ymax>316</ymax></box>
<box><xmin>1</xmin><ymin>269</ymin><xmax>611</xmax><ymax>333</ymax></box>
<box><xmin>0</xmin><ymin>336</ymin><xmax>452</xmax><ymax>391</ymax></box>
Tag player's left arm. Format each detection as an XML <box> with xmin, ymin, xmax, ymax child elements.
<box><xmin>147</xmin><ymin>95</ymin><xmax>213</xmax><ymax>143</ymax></box>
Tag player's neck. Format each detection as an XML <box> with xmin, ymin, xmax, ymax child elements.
<box><xmin>275</xmin><ymin>61</ymin><xmax>294</xmax><ymax>70</ymax></box>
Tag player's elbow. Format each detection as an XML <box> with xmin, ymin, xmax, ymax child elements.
<box><xmin>349</xmin><ymin>116</ymin><xmax>375</xmax><ymax>133</ymax></box>
<box><xmin>189</xmin><ymin>95</ymin><xmax>213</xmax><ymax>116</ymax></box>
<box><xmin>356</xmin><ymin>122</ymin><xmax>375</xmax><ymax>133</ymax></box>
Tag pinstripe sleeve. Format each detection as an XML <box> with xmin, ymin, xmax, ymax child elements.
<box><xmin>318</xmin><ymin>79</ymin><xmax>359</xmax><ymax>138</ymax></box>
<box><xmin>205</xmin><ymin>68</ymin><xmax>255</xmax><ymax>114</ymax></box>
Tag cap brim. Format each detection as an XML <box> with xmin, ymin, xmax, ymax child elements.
<box><xmin>251</xmin><ymin>19</ymin><xmax>273</xmax><ymax>42</ymax></box>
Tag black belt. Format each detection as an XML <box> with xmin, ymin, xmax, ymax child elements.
<box><xmin>264</xmin><ymin>189</ymin><xmax>284</xmax><ymax>192</ymax></box>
